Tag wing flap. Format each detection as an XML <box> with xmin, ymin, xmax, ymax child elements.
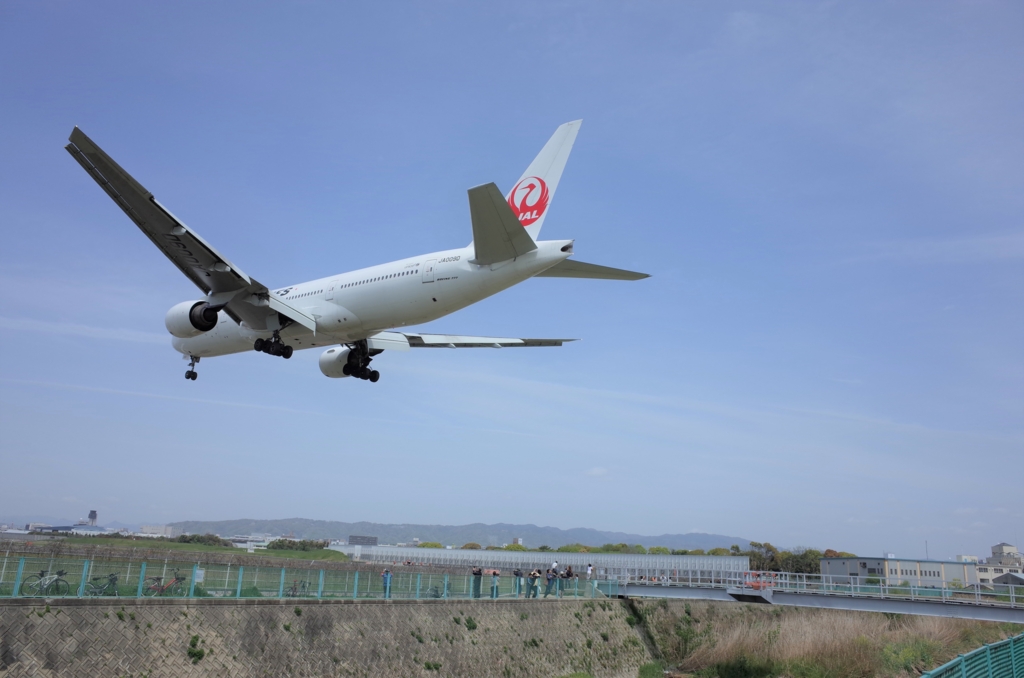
<box><xmin>402</xmin><ymin>332</ymin><xmax>575</xmax><ymax>348</ymax></box>
<box><xmin>468</xmin><ymin>182</ymin><xmax>538</xmax><ymax>265</ymax></box>
<box><xmin>535</xmin><ymin>259</ymin><xmax>650</xmax><ymax>280</ymax></box>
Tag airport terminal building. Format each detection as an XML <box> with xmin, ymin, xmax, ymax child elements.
<box><xmin>331</xmin><ymin>544</ymin><xmax>749</xmax><ymax>581</ymax></box>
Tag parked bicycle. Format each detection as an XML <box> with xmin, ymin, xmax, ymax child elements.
<box><xmin>85</xmin><ymin>572</ymin><xmax>120</xmax><ymax>597</ymax></box>
<box><xmin>284</xmin><ymin>580</ymin><xmax>311</xmax><ymax>597</ymax></box>
<box><xmin>142</xmin><ymin>568</ymin><xmax>186</xmax><ymax>597</ymax></box>
<box><xmin>20</xmin><ymin>570</ymin><xmax>70</xmax><ymax>597</ymax></box>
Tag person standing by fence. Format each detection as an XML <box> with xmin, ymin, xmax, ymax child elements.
<box><xmin>471</xmin><ymin>566</ymin><xmax>482</xmax><ymax>599</ymax></box>
<box><xmin>381</xmin><ymin>569</ymin><xmax>392</xmax><ymax>599</ymax></box>
<box><xmin>543</xmin><ymin>569</ymin><xmax>555</xmax><ymax>598</ymax></box>
<box><xmin>527</xmin><ymin>569</ymin><xmax>540</xmax><ymax>598</ymax></box>
<box><xmin>490</xmin><ymin>570</ymin><xmax>500</xmax><ymax>599</ymax></box>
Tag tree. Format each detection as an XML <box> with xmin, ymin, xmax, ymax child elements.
<box><xmin>707</xmin><ymin>547</ymin><xmax>730</xmax><ymax>556</ymax></box>
<box><xmin>417</xmin><ymin>542</ymin><xmax>443</xmax><ymax>549</ymax></box>
<box><xmin>671</xmin><ymin>549</ymin><xmax>690</xmax><ymax>556</ymax></box>
<box><xmin>633</xmin><ymin>545</ymin><xmax>647</xmax><ymax>554</ymax></box>
<box><xmin>461</xmin><ymin>543</ymin><xmax>481</xmax><ymax>550</ymax></box>
<box><xmin>649</xmin><ymin>546</ymin><xmax>670</xmax><ymax>555</ymax></box>
<box><xmin>538</xmin><ymin>545</ymin><xmax>552</xmax><ymax>552</ymax></box>
<box><xmin>730</xmin><ymin>545</ymin><xmax>742</xmax><ymax>555</ymax></box>
<box><xmin>557</xmin><ymin>543</ymin><xmax>590</xmax><ymax>553</ymax></box>
<box><xmin>504</xmin><ymin>544</ymin><xmax>527</xmax><ymax>551</ymax></box>
<box><xmin>687</xmin><ymin>549</ymin><xmax>705</xmax><ymax>556</ymax></box>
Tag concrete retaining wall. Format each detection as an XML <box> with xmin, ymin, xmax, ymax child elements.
<box><xmin>0</xmin><ymin>597</ymin><xmax>651</xmax><ymax>677</ymax></box>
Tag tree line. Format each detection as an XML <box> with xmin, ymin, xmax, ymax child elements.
<box><xmin>415</xmin><ymin>540</ymin><xmax>855</xmax><ymax>574</ymax></box>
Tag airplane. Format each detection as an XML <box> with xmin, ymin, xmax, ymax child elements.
<box><xmin>65</xmin><ymin>121</ymin><xmax>648</xmax><ymax>383</ymax></box>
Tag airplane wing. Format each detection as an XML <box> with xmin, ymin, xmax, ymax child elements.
<box><xmin>65</xmin><ymin>127</ymin><xmax>315</xmax><ymax>333</ymax></box>
<box><xmin>367</xmin><ymin>332</ymin><xmax>575</xmax><ymax>351</ymax></box>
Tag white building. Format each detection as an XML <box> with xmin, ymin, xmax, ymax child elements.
<box><xmin>977</xmin><ymin>543</ymin><xmax>1023</xmax><ymax>585</ymax></box>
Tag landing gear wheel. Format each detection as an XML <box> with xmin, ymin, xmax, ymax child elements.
<box><xmin>254</xmin><ymin>338</ymin><xmax>265</xmax><ymax>352</ymax></box>
<box><xmin>190</xmin><ymin>371</ymin><xmax>197</xmax><ymax>380</ymax></box>
<box><xmin>185</xmin><ymin>370</ymin><xmax>197</xmax><ymax>380</ymax></box>
<box><xmin>185</xmin><ymin>355</ymin><xmax>199</xmax><ymax>381</ymax></box>
<box><xmin>282</xmin><ymin>345</ymin><xmax>293</xmax><ymax>359</ymax></box>
<box><xmin>369</xmin><ymin>370</ymin><xmax>380</xmax><ymax>383</ymax></box>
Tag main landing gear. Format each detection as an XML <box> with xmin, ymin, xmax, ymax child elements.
<box><xmin>342</xmin><ymin>341</ymin><xmax>380</xmax><ymax>383</ymax></box>
<box><xmin>253</xmin><ymin>332</ymin><xmax>293</xmax><ymax>359</ymax></box>
<box><xmin>185</xmin><ymin>356</ymin><xmax>199</xmax><ymax>381</ymax></box>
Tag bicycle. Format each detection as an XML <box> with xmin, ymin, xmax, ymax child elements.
<box><xmin>284</xmin><ymin>580</ymin><xmax>311</xmax><ymax>597</ymax></box>
<box><xmin>142</xmin><ymin>568</ymin><xmax>187</xmax><ymax>597</ymax></box>
<box><xmin>20</xmin><ymin>570</ymin><xmax>71</xmax><ymax>597</ymax></box>
<box><xmin>85</xmin><ymin>572</ymin><xmax>120</xmax><ymax>597</ymax></box>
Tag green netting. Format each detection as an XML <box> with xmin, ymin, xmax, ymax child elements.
<box><xmin>923</xmin><ymin>633</ymin><xmax>1024</xmax><ymax>678</ymax></box>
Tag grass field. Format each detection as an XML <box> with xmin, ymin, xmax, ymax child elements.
<box><xmin>59</xmin><ymin>537</ymin><xmax>350</xmax><ymax>562</ymax></box>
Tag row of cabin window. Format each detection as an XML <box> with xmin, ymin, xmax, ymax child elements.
<box><xmin>289</xmin><ymin>269</ymin><xmax>419</xmax><ymax>298</ymax></box>
<box><xmin>340</xmin><ymin>269</ymin><xmax>419</xmax><ymax>289</ymax></box>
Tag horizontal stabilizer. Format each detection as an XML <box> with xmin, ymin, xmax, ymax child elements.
<box><xmin>370</xmin><ymin>331</ymin><xmax>575</xmax><ymax>349</ymax></box>
<box><xmin>468</xmin><ymin>182</ymin><xmax>538</xmax><ymax>265</ymax></box>
<box><xmin>535</xmin><ymin>259</ymin><xmax>650</xmax><ymax>281</ymax></box>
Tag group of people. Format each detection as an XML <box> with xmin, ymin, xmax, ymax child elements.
<box><xmin>468</xmin><ymin>562</ymin><xmax>596</xmax><ymax>599</ymax></box>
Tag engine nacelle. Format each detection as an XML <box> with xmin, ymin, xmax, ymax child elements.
<box><xmin>319</xmin><ymin>347</ymin><xmax>352</xmax><ymax>378</ymax></box>
<box><xmin>165</xmin><ymin>300</ymin><xmax>220</xmax><ymax>339</ymax></box>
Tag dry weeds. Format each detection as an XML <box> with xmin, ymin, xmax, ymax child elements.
<box><xmin>637</xmin><ymin>599</ymin><xmax>1018</xmax><ymax>677</ymax></box>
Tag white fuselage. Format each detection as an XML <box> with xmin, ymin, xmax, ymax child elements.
<box><xmin>172</xmin><ymin>239</ymin><xmax>572</xmax><ymax>358</ymax></box>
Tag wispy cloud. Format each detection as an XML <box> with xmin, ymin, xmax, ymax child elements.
<box><xmin>0</xmin><ymin>317</ymin><xmax>167</xmax><ymax>344</ymax></box>
<box><xmin>857</xmin><ymin>233</ymin><xmax>1024</xmax><ymax>264</ymax></box>
<box><xmin>1</xmin><ymin>378</ymin><xmax>319</xmax><ymax>415</ymax></box>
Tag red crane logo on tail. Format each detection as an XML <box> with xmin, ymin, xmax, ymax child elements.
<box><xmin>508</xmin><ymin>176</ymin><xmax>550</xmax><ymax>227</ymax></box>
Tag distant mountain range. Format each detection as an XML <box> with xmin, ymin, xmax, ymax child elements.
<box><xmin>167</xmin><ymin>518</ymin><xmax>750</xmax><ymax>551</ymax></box>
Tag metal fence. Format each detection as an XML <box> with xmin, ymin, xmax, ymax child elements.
<box><xmin>0</xmin><ymin>554</ymin><xmax>617</xmax><ymax>601</ymax></box>
<box><xmin>623</xmin><ymin>571</ymin><xmax>1022</xmax><ymax>609</ymax></box>
<box><xmin>922</xmin><ymin>632</ymin><xmax>1024</xmax><ymax>678</ymax></box>
<box><xmin>335</xmin><ymin>545</ymin><xmax>749</xmax><ymax>580</ymax></box>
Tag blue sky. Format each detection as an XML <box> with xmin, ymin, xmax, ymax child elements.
<box><xmin>0</xmin><ymin>2</ymin><xmax>1020</xmax><ymax>560</ymax></box>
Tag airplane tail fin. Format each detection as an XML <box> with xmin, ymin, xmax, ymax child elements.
<box><xmin>507</xmin><ymin>120</ymin><xmax>581</xmax><ymax>241</ymax></box>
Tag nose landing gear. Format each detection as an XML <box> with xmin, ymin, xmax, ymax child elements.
<box><xmin>185</xmin><ymin>356</ymin><xmax>199</xmax><ymax>381</ymax></box>
<box><xmin>253</xmin><ymin>332</ymin><xmax>293</xmax><ymax>359</ymax></box>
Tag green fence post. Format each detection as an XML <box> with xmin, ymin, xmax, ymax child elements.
<box><xmin>416</xmin><ymin>573</ymin><xmax>421</xmax><ymax>599</ymax></box>
<box><xmin>136</xmin><ymin>563</ymin><xmax>147</xmax><ymax>598</ymax></box>
<box><xmin>235</xmin><ymin>566</ymin><xmax>244</xmax><ymax>598</ymax></box>
<box><xmin>278</xmin><ymin>568</ymin><xmax>286</xmax><ymax>598</ymax></box>
<box><xmin>189</xmin><ymin>564</ymin><xmax>198</xmax><ymax>598</ymax></box>
<box><xmin>443</xmin><ymin>574</ymin><xmax>449</xmax><ymax>599</ymax></box>
<box><xmin>984</xmin><ymin>645</ymin><xmax>992</xmax><ymax>678</ymax></box>
<box><xmin>78</xmin><ymin>560</ymin><xmax>90</xmax><ymax>597</ymax></box>
<box><xmin>12</xmin><ymin>558</ymin><xmax>25</xmax><ymax>598</ymax></box>
<box><xmin>353</xmin><ymin>572</ymin><xmax>359</xmax><ymax>599</ymax></box>
<box><xmin>574</xmin><ymin>578</ymin><xmax>578</xmax><ymax>598</ymax></box>
<box><xmin>318</xmin><ymin>570</ymin><xmax>325</xmax><ymax>599</ymax></box>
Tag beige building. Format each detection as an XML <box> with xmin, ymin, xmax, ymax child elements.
<box><xmin>819</xmin><ymin>556</ymin><xmax>978</xmax><ymax>587</ymax></box>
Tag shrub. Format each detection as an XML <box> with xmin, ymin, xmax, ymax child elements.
<box><xmin>267</xmin><ymin>539</ymin><xmax>328</xmax><ymax>551</ymax></box>
<box><xmin>418</xmin><ymin>542</ymin><xmax>443</xmax><ymax>549</ymax></box>
<box><xmin>464</xmin><ymin>616</ymin><xmax>478</xmax><ymax>631</ymax></box>
<box><xmin>461</xmin><ymin>543</ymin><xmax>481</xmax><ymax>550</ymax></box>
<box><xmin>504</xmin><ymin>544</ymin><xmax>527</xmax><ymax>551</ymax></box>
<box><xmin>176</xmin><ymin>534</ymin><xmax>233</xmax><ymax>548</ymax></box>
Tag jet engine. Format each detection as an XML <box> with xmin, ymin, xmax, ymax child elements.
<box><xmin>319</xmin><ymin>347</ymin><xmax>352</xmax><ymax>378</ymax></box>
<box><xmin>165</xmin><ymin>300</ymin><xmax>220</xmax><ymax>339</ymax></box>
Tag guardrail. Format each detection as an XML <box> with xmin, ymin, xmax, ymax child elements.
<box><xmin>0</xmin><ymin>555</ymin><xmax>617</xmax><ymax>601</ymax></box>
<box><xmin>922</xmin><ymin>632</ymin><xmax>1024</xmax><ymax>677</ymax></box>
<box><xmin>619</xmin><ymin>571</ymin><xmax>1022</xmax><ymax>609</ymax></box>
